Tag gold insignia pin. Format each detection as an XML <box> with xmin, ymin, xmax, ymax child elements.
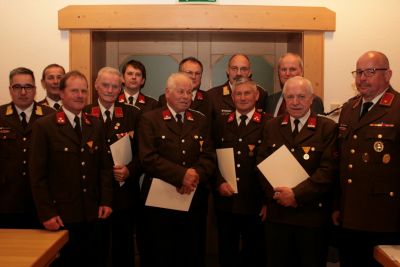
<box><xmin>302</xmin><ymin>146</ymin><xmax>311</xmax><ymax>160</ymax></box>
<box><xmin>248</xmin><ymin>144</ymin><xmax>255</xmax><ymax>156</ymax></box>
<box><xmin>5</xmin><ymin>105</ymin><xmax>13</xmax><ymax>115</ymax></box>
<box><xmin>373</xmin><ymin>141</ymin><xmax>384</xmax><ymax>152</ymax></box>
<box><xmin>86</xmin><ymin>140</ymin><xmax>93</xmax><ymax>149</ymax></box>
<box><xmin>382</xmin><ymin>153</ymin><xmax>391</xmax><ymax>164</ymax></box>
<box><xmin>35</xmin><ymin>106</ymin><xmax>43</xmax><ymax>116</ymax></box>
<box><xmin>199</xmin><ymin>140</ymin><xmax>204</xmax><ymax>152</ymax></box>
<box><xmin>223</xmin><ymin>86</ymin><xmax>230</xmax><ymax>96</ymax></box>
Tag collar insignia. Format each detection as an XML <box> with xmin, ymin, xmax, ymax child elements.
<box><xmin>91</xmin><ymin>107</ymin><xmax>100</xmax><ymax>118</ymax></box>
<box><xmin>227</xmin><ymin>112</ymin><xmax>235</xmax><ymax>123</ymax></box>
<box><xmin>281</xmin><ymin>115</ymin><xmax>290</xmax><ymax>125</ymax></box>
<box><xmin>118</xmin><ymin>94</ymin><xmax>126</xmax><ymax>103</ymax></box>
<box><xmin>114</xmin><ymin>107</ymin><xmax>123</xmax><ymax>118</ymax></box>
<box><xmin>379</xmin><ymin>92</ymin><xmax>394</xmax><ymax>106</ymax></box>
<box><xmin>196</xmin><ymin>91</ymin><xmax>204</xmax><ymax>100</ymax></box>
<box><xmin>5</xmin><ymin>105</ymin><xmax>13</xmax><ymax>116</ymax></box>
<box><xmin>307</xmin><ymin>116</ymin><xmax>317</xmax><ymax>129</ymax></box>
<box><xmin>35</xmin><ymin>106</ymin><xmax>43</xmax><ymax>116</ymax></box>
<box><xmin>56</xmin><ymin>112</ymin><xmax>66</xmax><ymax>125</ymax></box>
<box><xmin>138</xmin><ymin>94</ymin><xmax>146</xmax><ymax>104</ymax></box>
<box><xmin>83</xmin><ymin>113</ymin><xmax>92</xmax><ymax>125</ymax></box>
<box><xmin>186</xmin><ymin>111</ymin><xmax>194</xmax><ymax>121</ymax></box>
<box><xmin>223</xmin><ymin>86</ymin><xmax>230</xmax><ymax>96</ymax></box>
<box><xmin>163</xmin><ymin>109</ymin><xmax>172</xmax><ymax>120</ymax></box>
<box><xmin>252</xmin><ymin>112</ymin><xmax>261</xmax><ymax>123</ymax></box>
<box><xmin>86</xmin><ymin>140</ymin><xmax>93</xmax><ymax>149</ymax></box>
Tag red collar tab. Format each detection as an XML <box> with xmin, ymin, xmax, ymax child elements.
<box><xmin>227</xmin><ymin>112</ymin><xmax>235</xmax><ymax>123</ymax></box>
<box><xmin>83</xmin><ymin>113</ymin><xmax>92</xmax><ymax>125</ymax></box>
<box><xmin>163</xmin><ymin>109</ymin><xmax>172</xmax><ymax>120</ymax></box>
<box><xmin>138</xmin><ymin>94</ymin><xmax>146</xmax><ymax>104</ymax></box>
<box><xmin>56</xmin><ymin>112</ymin><xmax>66</xmax><ymax>125</ymax></box>
<box><xmin>196</xmin><ymin>91</ymin><xmax>204</xmax><ymax>100</ymax></box>
<box><xmin>91</xmin><ymin>107</ymin><xmax>100</xmax><ymax>118</ymax></box>
<box><xmin>307</xmin><ymin>115</ymin><xmax>317</xmax><ymax>129</ymax></box>
<box><xmin>252</xmin><ymin>112</ymin><xmax>262</xmax><ymax>123</ymax></box>
<box><xmin>281</xmin><ymin>115</ymin><xmax>290</xmax><ymax>125</ymax></box>
<box><xmin>186</xmin><ymin>111</ymin><xmax>194</xmax><ymax>121</ymax></box>
<box><xmin>114</xmin><ymin>107</ymin><xmax>123</xmax><ymax>118</ymax></box>
<box><xmin>379</xmin><ymin>92</ymin><xmax>395</xmax><ymax>106</ymax></box>
<box><xmin>118</xmin><ymin>94</ymin><xmax>126</xmax><ymax>103</ymax></box>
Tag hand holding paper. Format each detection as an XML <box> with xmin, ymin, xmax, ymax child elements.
<box><xmin>110</xmin><ymin>134</ymin><xmax>132</xmax><ymax>186</ymax></box>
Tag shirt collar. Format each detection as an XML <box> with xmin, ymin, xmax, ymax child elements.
<box><xmin>63</xmin><ymin>107</ymin><xmax>82</xmax><ymax>127</ymax></box>
<box><xmin>97</xmin><ymin>100</ymin><xmax>115</xmax><ymax>121</ymax></box>
<box><xmin>46</xmin><ymin>97</ymin><xmax>62</xmax><ymax>108</ymax></box>
<box><xmin>124</xmin><ymin>90</ymin><xmax>139</xmax><ymax>105</ymax></box>
<box><xmin>15</xmin><ymin>103</ymin><xmax>34</xmax><ymax>122</ymax></box>
<box><xmin>290</xmin><ymin>109</ymin><xmax>311</xmax><ymax>132</ymax></box>
<box><xmin>235</xmin><ymin>108</ymin><xmax>255</xmax><ymax>126</ymax></box>
<box><xmin>362</xmin><ymin>88</ymin><xmax>388</xmax><ymax>107</ymax></box>
<box><xmin>167</xmin><ymin>103</ymin><xmax>185</xmax><ymax>122</ymax></box>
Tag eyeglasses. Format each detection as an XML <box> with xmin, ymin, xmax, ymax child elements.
<box><xmin>229</xmin><ymin>66</ymin><xmax>250</xmax><ymax>72</ymax></box>
<box><xmin>351</xmin><ymin>68</ymin><xmax>387</xmax><ymax>78</ymax></box>
<box><xmin>10</xmin><ymin>84</ymin><xmax>36</xmax><ymax>92</ymax></box>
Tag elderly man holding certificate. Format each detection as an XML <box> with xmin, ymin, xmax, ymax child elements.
<box><xmin>213</xmin><ymin>77</ymin><xmax>268</xmax><ymax>267</ymax></box>
<box><xmin>257</xmin><ymin>76</ymin><xmax>338</xmax><ymax>267</ymax></box>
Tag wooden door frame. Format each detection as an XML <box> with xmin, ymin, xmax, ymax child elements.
<box><xmin>59</xmin><ymin>5</ymin><xmax>335</xmax><ymax>102</ymax></box>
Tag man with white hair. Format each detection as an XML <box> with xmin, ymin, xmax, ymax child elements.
<box><xmin>257</xmin><ymin>76</ymin><xmax>337</xmax><ymax>267</ymax></box>
<box><xmin>138</xmin><ymin>72</ymin><xmax>216</xmax><ymax>267</ymax></box>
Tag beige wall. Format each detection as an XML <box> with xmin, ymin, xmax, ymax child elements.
<box><xmin>1</xmin><ymin>0</ymin><xmax>400</xmax><ymax>111</ymax></box>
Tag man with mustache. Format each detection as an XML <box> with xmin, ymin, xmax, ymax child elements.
<box><xmin>333</xmin><ymin>51</ymin><xmax>400</xmax><ymax>266</ymax></box>
<box><xmin>208</xmin><ymin>54</ymin><xmax>267</xmax><ymax>122</ymax></box>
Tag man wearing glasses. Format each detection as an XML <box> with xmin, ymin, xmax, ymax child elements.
<box><xmin>159</xmin><ymin>57</ymin><xmax>212</xmax><ymax>118</ymax></box>
<box><xmin>208</xmin><ymin>54</ymin><xmax>267</xmax><ymax>121</ymax></box>
<box><xmin>0</xmin><ymin>67</ymin><xmax>54</xmax><ymax>229</ymax></box>
<box><xmin>333</xmin><ymin>51</ymin><xmax>400</xmax><ymax>266</ymax></box>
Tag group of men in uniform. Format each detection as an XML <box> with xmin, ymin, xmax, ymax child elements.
<box><xmin>0</xmin><ymin>50</ymin><xmax>399</xmax><ymax>267</ymax></box>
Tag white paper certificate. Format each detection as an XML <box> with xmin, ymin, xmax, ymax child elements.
<box><xmin>145</xmin><ymin>178</ymin><xmax>195</xmax><ymax>212</ymax></box>
<box><xmin>216</xmin><ymin>148</ymin><xmax>238</xmax><ymax>193</ymax></box>
<box><xmin>110</xmin><ymin>134</ymin><xmax>132</xmax><ymax>186</ymax></box>
<box><xmin>257</xmin><ymin>145</ymin><xmax>309</xmax><ymax>188</ymax></box>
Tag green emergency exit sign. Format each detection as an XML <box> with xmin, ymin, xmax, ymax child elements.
<box><xmin>179</xmin><ymin>0</ymin><xmax>217</xmax><ymax>2</ymax></box>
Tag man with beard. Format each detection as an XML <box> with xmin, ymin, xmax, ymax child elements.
<box><xmin>208</xmin><ymin>54</ymin><xmax>267</xmax><ymax>122</ymax></box>
<box><xmin>265</xmin><ymin>53</ymin><xmax>324</xmax><ymax>117</ymax></box>
<box><xmin>38</xmin><ymin>63</ymin><xmax>65</xmax><ymax>110</ymax></box>
<box><xmin>119</xmin><ymin>59</ymin><xmax>158</xmax><ymax>113</ymax></box>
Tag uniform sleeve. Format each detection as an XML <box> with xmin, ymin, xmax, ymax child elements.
<box><xmin>29</xmin><ymin>119</ymin><xmax>58</xmax><ymax>222</ymax></box>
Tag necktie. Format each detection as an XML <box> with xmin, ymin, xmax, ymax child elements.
<box><xmin>292</xmin><ymin>119</ymin><xmax>300</xmax><ymax>138</ymax></box>
<box><xmin>128</xmin><ymin>96</ymin><xmax>134</xmax><ymax>105</ymax></box>
<box><xmin>176</xmin><ymin>113</ymin><xmax>183</xmax><ymax>129</ymax></box>
<box><xmin>239</xmin><ymin>114</ymin><xmax>247</xmax><ymax>129</ymax></box>
<box><xmin>53</xmin><ymin>103</ymin><xmax>61</xmax><ymax>110</ymax></box>
<box><xmin>74</xmin><ymin>116</ymin><xmax>82</xmax><ymax>140</ymax></box>
<box><xmin>277</xmin><ymin>98</ymin><xmax>286</xmax><ymax>116</ymax></box>
<box><xmin>20</xmin><ymin>112</ymin><xmax>28</xmax><ymax>129</ymax></box>
<box><xmin>104</xmin><ymin>110</ymin><xmax>112</xmax><ymax>132</ymax></box>
<box><xmin>360</xmin><ymin>102</ymin><xmax>373</xmax><ymax>119</ymax></box>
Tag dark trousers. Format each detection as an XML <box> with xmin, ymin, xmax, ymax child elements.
<box><xmin>140</xmin><ymin>206</ymin><xmax>207</xmax><ymax>267</ymax></box>
<box><xmin>50</xmin><ymin>221</ymin><xmax>104</xmax><ymax>267</ymax></box>
<box><xmin>216</xmin><ymin>211</ymin><xmax>266</xmax><ymax>267</ymax></box>
<box><xmin>339</xmin><ymin>227</ymin><xmax>400</xmax><ymax>267</ymax></box>
<box><xmin>111</xmin><ymin>208</ymin><xmax>135</xmax><ymax>267</ymax></box>
<box><xmin>265</xmin><ymin>221</ymin><xmax>329</xmax><ymax>267</ymax></box>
